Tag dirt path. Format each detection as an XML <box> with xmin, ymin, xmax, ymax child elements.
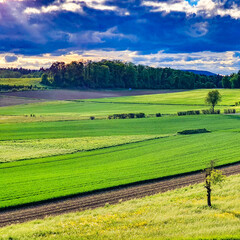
<box><xmin>2</xmin><ymin>89</ymin><xmax>185</xmax><ymax>101</ymax></box>
<box><xmin>0</xmin><ymin>163</ymin><xmax>239</xmax><ymax>228</ymax></box>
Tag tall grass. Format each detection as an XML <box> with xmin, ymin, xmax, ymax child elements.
<box><xmin>0</xmin><ymin>174</ymin><xmax>239</xmax><ymax>240</ymax></box>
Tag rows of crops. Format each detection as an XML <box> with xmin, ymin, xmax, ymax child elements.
<box><xmin>0</xmin><ymin>135</ymin><xmax>164</xmax><ymax>163</ymax></box>
<box><xmin>0</xmin><ymin>130</ymin><xmax>239</xmax><ymax>208</ymax></box>
<box><xmin>1</xmin><ymin>90</ymin><xmax>240</xmax><ymax>209</ymax></box>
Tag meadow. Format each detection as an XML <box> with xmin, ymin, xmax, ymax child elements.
<box><xmin>0</xmin><ymin>135</ymin><xmax>163</xmax><ymax>163</ymax></box>
<box><xmin>0</xmin><ymin>89</ymin><xmax>240</xmax><ymax>209</ymax></box>
<box><xmin>0</xmin><ymin>78</ymin><xmax>42</xmax><ymax>87</ymax></box>
<box><xmin>0</xmin><ymin>115</ymin><xmax>240</xmax><ymax>208</ymax></box>
<box><xmin>0</xmin><ymin>174</ymin><xmax>239</xmax><ymax>239</ymax></box>
<box><xmin>83</xmin><ymin>89</ymin><xmax>240</xmax><ymax>106</ymax></box>
<box><xmin>0</xmin><ymin>89</ymin><xmax>238</xmax><ymax>122</ymax></box>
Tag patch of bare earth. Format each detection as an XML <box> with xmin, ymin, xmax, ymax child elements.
<box><xmin>0</xmin><ymin>162</ymin><xmax>239</xmax><ymax>227</ymax></box>
<box><xmin>2</xmin><ymin>89</ymin><xmax>185</xmax><ymax>101</ymax></box>
<box><xmin>0</xmin><ymin>95</ymin><xmax>46</xmax><ymax>107</ymax></box>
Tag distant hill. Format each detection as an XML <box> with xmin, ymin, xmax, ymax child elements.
<box><xmin>182</xmin><ymin>70</ymin><xmax>217</xmax><ymax>76</ymax></box>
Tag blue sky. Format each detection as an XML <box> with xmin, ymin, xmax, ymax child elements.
<box><xmin>0</xmin><ymin>0</ymin><xmax>240</xmax><ymax>74</ymax></box>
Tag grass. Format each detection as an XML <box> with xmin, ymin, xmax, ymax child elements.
<box><xmin>83</xmin><ymin>89</ymin><xmax>240</xmax><ymax>106</ymax></box>
<box><xmin>0</xmin><ymin>100</ymin><xmax>229</xmax><ymax>117</ymax></box>
<box><xmin>0</xmin><ymin>114</ymin><xmax>239</xmax><ymax>141</ymax></box>
<box><xmin>0</xmin><ymin>89</ymin><xmax>239</xmax><ymax>120</ymax></box>
<box><xmin>0</xmin><ymin>90</ymin><xmax>240</xmax><ymax>212</ymax></box>
<box><xmin>0</xmin><ymin>174</ymin><xmax>239</xmax><ymax>240</ymax></box>
<box><xmin>0</xmin><ymin>130</ymin><xmax>240</xmax><ymax>208</ymax></box>
<box><xmin>0</xmin><ymin>135</ymin><xmax>163</xmax><ymax>163</ymax></box>
<box><xmin>0</xmin><ymin>78</ymin><xmax>42</xmax><ymax>87</ymax></box>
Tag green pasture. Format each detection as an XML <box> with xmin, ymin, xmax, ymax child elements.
<box><xmin>1</xmin><ymin>115</ymin><xmax>240</xmax><ymax>141</ymax></box>
<box><xmin>0</xmin><ymin>100</ymin><xmax>221</xmax><ymax>117</ymax></box>
<box><xmin>1</xmin><ymin>174</ymin><xmax>239</xmax><ymax>239</ymax></box>
<box><xmin>0</xmin><ymin>131</ymin><xmax>239</xmax><ymax>208</ymax></box>
<box><xmin>0</xmin><ymin>89</ymin><xmax>240</xmax><ymax>210</ymax></box>
<box><xmin>83</xmin><ymin>89</ymin><xmax>240</xmax><ymax>106</ymax></box>
<box><xmin>0</xmin><ymin>78</ymin><xmax>42</xmax><ymax>87</ymax></box>
<box><xmin>0</xmin><ymin>135</ymin><xmax>163</xmax><ymax>163</ymax></box>
<box><xmin>0</xmin><ymin>89</ymin><xmax>239</xmax><ymax>120</ymax></box>
<box><xmin>0</xmin><ymin>100</ymin><xmax>238</xmax><ymax>121</ymax></box>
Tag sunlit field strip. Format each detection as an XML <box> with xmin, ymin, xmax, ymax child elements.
<box><xmin>0</xmin><ymin>131</ymin><xmax>239</xmax><ymax>209</ymax></box>
<box><xmin>82</xmin><ymin>89</ymin><xmax>240</xmax><ymax>106</ymax></box>
<box><xmin>0</xmin><ymin>114</ymin><xmax>240</xmax><ymax>141</ymax></box>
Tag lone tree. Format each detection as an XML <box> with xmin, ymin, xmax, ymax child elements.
<box><xmin>204</xmin><ymin>160</ymin><xmax>226</xmax><ymax>207</ymax></box>
<box><xmin>205</xmin><ymin>90</ymin><xmax>222</xmax><ymax>112</ymax></box>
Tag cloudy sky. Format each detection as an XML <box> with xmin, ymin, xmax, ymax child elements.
<box><xmin>0</xmin><ymin>0</ymin><xmax>240</xmax><ymax>74</ymax></box>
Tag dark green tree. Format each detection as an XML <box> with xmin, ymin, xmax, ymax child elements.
<box><xmin>205</xmin><ymin>90</ymin><xmax>222</xmax><ymax>111</ymax></box>
<box><xmin>222</xmin><ymin>76</ymin><xmax>231</xmax><ymax>88</ymax></box>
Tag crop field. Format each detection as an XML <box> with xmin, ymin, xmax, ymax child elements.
<box><xmin>83</xmin><ymin>89</ymin><xmax>240</xmax><ymax>106</ymax></box>
<box><xmin>0</xmin><ymin>90</ymin><xmax>240</xmax><ymax>210</ymax></box>
<box><xmin>0</xmin><ymin>78</ymin><xmax>42</xmax><ymax>87</ymax></box>
<box><xmin>0</xmin><ymin>89</ymin><xmax>239</xmax><ymax>121</ymax></box>
<box><xmin>0</xmin><ymin>114</ymin><xmax>240</xmax><ymax>208</ymax></box>
<box><xmin>1</xmin><ymin>174</ymin><xmax>239</xmax><ymax>239</ymax></box>
<box><xmin>0</xmin><ymin>135</ymin><xmax>163</xmax><ymax>163</ymax></box>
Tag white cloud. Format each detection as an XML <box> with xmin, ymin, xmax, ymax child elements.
<box><xmin>1</xmin><ymin>50</ymin><xmax>239</xmax><ymax>75</ymax></box>
<box><xmin>24</xmin><ymin>0</ymin><xmax>124</xmax><ymax>15</ymax></box>
<box><xmin>142</xmin><ymin>0</ymin><xmax>240</xmax><ymax>19</ymax></box>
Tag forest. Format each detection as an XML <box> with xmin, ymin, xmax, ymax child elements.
<box><xmin>41</xmin><ymin>60</ymin><xmax>223</xmax><ymax>89</ymax></box>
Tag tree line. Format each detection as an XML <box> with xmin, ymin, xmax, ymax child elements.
<box><xmin>0</xmin><ymin>68</ymin><xmax>43</xmax><ymax>78</ymax></box>
<box><xmin>41</xmin><ymin>60</ymin><xmax>223</xmax><ymax>89</ymax></box>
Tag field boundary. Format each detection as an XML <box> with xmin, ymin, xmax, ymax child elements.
<box><xmin>0</xmin><ymin>134</ymin><xmax>172</xmax><ymax>164</ymax></box>
<box><xmin>0</xmin><ymin>161</ymin><xmax>239</xmax><ymax>227</ymax></box>
<box><xmin>0</xmin><ymin>160</ymin><xmax>239</xmax><ymax>212</ymax></box>
<box><xmin>75</xmin><ymin>100</ymin><xmax>232</xmax><ymax>107</ymax></box>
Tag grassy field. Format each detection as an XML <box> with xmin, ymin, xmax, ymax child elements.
<box><xmin>0</xmin><ymin>114</ymin><xmax>239</xmax><ymax>141</ymax></box>
<box><xmin>82</xmin><ymin>89</ymin><xmax>240</xmax><ymax>106</ymax></box>
<box><xmin>0</xmin><ymin>100</ymin><xmax>225</xmax><ymax>117</ymax></box>
<box><xmin>0</xmin><ymin>116</ymin><xmax>240</xmax><ymax>208</ymax></box>
<box><xmin>0</xmin><ymin>89</ymin><xmax>239</xmax><ymax>120</ymax></box>
<box><xmin>0</xmin><ymin>135</ymin><xmax>163</xmax><ymax>163</ymax></box>
<box><xmin>0</xmin><ymin>90</ymin><xmax>240</xmax><ymax>209</ymax></box>
<box><xmin>0</xmin><ymin>78</ymin><xmax>42</xmax><ymax>87</ymax></box>
<box><xmin>0</xmin><ymin>174</ymin><xmax>239</xmax><ymax>240</ymax></box>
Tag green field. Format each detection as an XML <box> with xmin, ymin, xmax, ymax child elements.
<box><xmin>0</xmin><ymin>115</ymin><xmax>240</xmax><ymax>208</ymax></box>
<box><xmin>0</xmin><ymin>90</ymin><xmax>240</xmax><ymax>209</ymax></box>
<box><xmin>0</xmin><ymin>135</ymin><xmax>163</xmax><ymax>163</ymax></box>
<box><xmin>0</xmin><ymin>89</ymin><xmax>238</xmax><ymax>121</ymax></box>
<box><xmin>1</xmin><ymin>174</ymin><xmax>239</xmax><ymax>239</ymax></box>
<box><xmin>83</xmin><ymin>89</ymin><xmax>240</xmax><ymax>106</ymax></box>
<box><xmin>0</xmin><ymin>78</ymin><xmax>42</xmax><ymax>87</ymax></box>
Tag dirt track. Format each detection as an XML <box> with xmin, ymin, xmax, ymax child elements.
<box><xmin>0</xmin><ymin>163</ymin><xmax>239</xmax><ymax>228</ymax></box>
<box><xmin>0</xmin><ymin>95</ymin><xmax>46</xmax><ymax>107</ymax></box>
<box><xmin>2</xmin><ymin>89</ymin><xmax>184</xmax><ymax>101</ymax></box>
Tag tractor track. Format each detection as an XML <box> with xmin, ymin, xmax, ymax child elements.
<box><xmin>0</xmin><ymin>163</ymin><xmax>239</xmax><ymax>228</ymax></box>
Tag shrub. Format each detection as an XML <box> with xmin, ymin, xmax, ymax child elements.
<box><xmin>156</xmin><ymin>113</ymin><xmax>162</xmax><ymax>117</ymax></box>
<box><xmin>177</xmin><ymin>110</ymin><xmax>200</xmax><ymax>116</ymax></box>
<box><xmin>90</xmin><ymin>116</ymin><xmax>95</xmax><ymax>120</ymax></box>
<box><xmin>136</xmin><ymin>113</ymin><xmax>145</xmax><ymax>118</ymax></box>
<box><xmin>224</xmin><ymin>109</ymin><xmax>236</xmax><ymax>114</ymax></box>
<box><xmin>127</xmin><ymin>113</ymin><xmax>135</xmax><ymax>119</ymax></box>
<box><xmin>178</xmin><ymin>128</ymin><xmax>211</xmax><ymax>135</ymax></box>
<box><xmin>202</xmin><ymin>109</ymin><xmax>220</xmax><ymax>114</ymax></box>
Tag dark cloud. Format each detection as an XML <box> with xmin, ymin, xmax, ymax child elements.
<box><xmin>5</xmin><ymin>55</ymin><xmax>18</xmax><ymax>62</ymax></box>
<box><xmin>0</xmin><ymin>0</ymin><xmax>240</xmax><ymax>57</ymax></box>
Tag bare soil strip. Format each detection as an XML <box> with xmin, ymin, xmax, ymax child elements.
<box><xmin>0</xmin><ymin>95</ymin><xmax>46</xmax><ymax>107</ymax></box>
<box><xmin>2</xmin><ymin>89</ymin><xmax>185</xmax><ymax>101</ymax></box>
<box><xmin>0</xmin><ymin>163</ymin><xmax>239</xmax><ymax>227</ymax></box>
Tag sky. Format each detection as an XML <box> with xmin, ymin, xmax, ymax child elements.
<box><xmin>0</xmin><ymin>0</ymin><xmax>240</xmax><ymax>74</ymax></box>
